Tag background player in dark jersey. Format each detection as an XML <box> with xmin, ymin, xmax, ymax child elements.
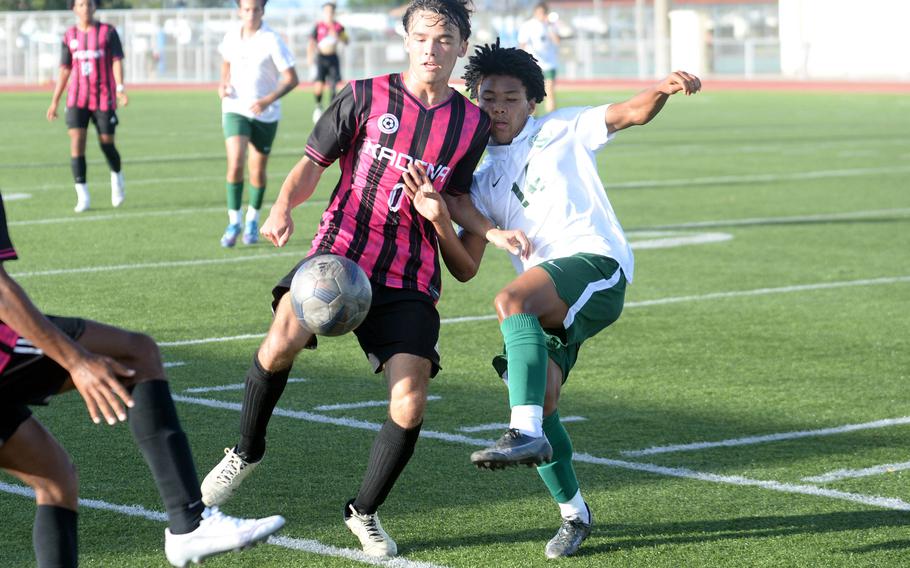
<box><xmin>0</xmin><ymin>191</ymin><xmax>285</xmax><ymax>568</ymax></box>
<box><xmin>307</xmin><ymin>2</ymin><xmax>348</xmax><ymax>123</ymax></box>
<box><xmin>47</xmin><ymin>0</ymin><xmax>127</xmax><ymax>213</ymax></box>
<box><xmin>200</xmin><ymin>0</ymin><xmax>529</xmax><ymax>558</ymax></box>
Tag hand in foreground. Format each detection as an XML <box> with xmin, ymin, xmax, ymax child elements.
<box><xmin>659</xmin><ymin>71</ymin><xmax>702</xmax><ymax>96</ymax></box>
<box><xmin>402</xmin><ymin>163</ymin><xmax>450</xmax><ymax>224</ymax></box>
<box><xmin>260</xmin><ymin>207</ymin><xmax>295</xmax><ymax>247</ymax></box>
<box><xmin>69</xmin><ymin>352</ymin><xmax>135</xmax><ymax>425</ymax></box>
<box><xmin>250</xmin><ymin>97</ymin><xmax>271</xmax><ymax>116</ymax></box>
<box><xmin>46</xmin><ymin>103</ymin><xmax>58</xmax><ymax>122</ymax></box>
<box><xmin>486</xmin><ymin>227</ymin><xmax>532</xmax><ymax>260</ymax></box>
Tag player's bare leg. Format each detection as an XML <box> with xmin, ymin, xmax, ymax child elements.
<box><xmin>222</xmin><ymin>135</ymin><xmax>249</xmax><ymax>247</ymax></box>
<box><xmin>344</xmin><ymin>353</ymin><xmax>430</xmax><ymax>557</ymax></box>
<box><xmin>0</xmin><ymin>418</ymin><xmax>79</xmax><ymax>567</ymax></box>
<box><xmin>201</xmin><ymin>294</ymin><xmax>314</xmax><ymax>507</ymax></box>
<box><xmin>69</xmin><ymin>128</ymin><xmax>90</xmax><ymax>212</ymax></box>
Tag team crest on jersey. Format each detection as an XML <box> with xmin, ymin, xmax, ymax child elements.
<box><xmin>69</xmin><ymin>38</ymin><xmax>79</xmax><ymax>50</ymax></box>
<box><xmin>377</xmin><ymin>113</ymin><xmax>399</xmax><ymax>135</ymax></box>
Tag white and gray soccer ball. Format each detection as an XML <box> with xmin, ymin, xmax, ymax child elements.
<box><xmin>289</xmin><ymin>254</ymin><xmax>372</xmax><ymax>336</ymax></box>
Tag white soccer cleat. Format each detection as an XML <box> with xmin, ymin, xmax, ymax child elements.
<box><xmin>74</xmin><ymin>184</ymin><xmax>90</xmax><ymax>213</ymax></box>
<box><xmin>164</xmin><ymin>506</ymin><xmax>284</xmax><ymax>567</ymax></box>
<box><xmin>111</xmin><ymin>171</ymin><xmax>125</xmax><ymax>207</ymax></box>
<box><xmin>201</xmin><ymin>447</ymin><xmax>259</xmax><ymax>507</ymax></box>
<box><xmin>343</xmin><ymin>500</ymin><xmax>397</xmax><ymax>557</ymax></box>
<box><xmin>312</xmin><ymin>107</ymin><xmax>323</xmax><ymax>124</ymax></box>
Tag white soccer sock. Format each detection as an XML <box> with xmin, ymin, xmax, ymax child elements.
<box><xmin>558</xmin><ymin>490</ymin><xmax>589</xmax><ymax>524</ymax></box>
<box><xmin>245</xmin><ymin>207</ymin><xmax>260</xmax><ymax>224</ymax></box>
<box><xmin>228</xmin><ymin>209</ymin><xmax>241</xmax><ymax>226</ymax></box>
<box><xmin>509</xmin><ymin>404</ymin><xmax>543</xmax><ymax>438</ymax></box>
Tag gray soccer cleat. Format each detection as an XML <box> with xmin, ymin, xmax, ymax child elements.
<box><xmin>545</xmin><ymin>504</ymin><xmax>593</xmax><ymax>559</ymax></box>
<box><xmin>470</xmin><ymin>428</ymin><xmax>553</xmax><ymax>469</ymax></box>
<box><xmin>343</xmin><ymin>499</ymin><xmax>397</xmax><ymax>557</ymax></box>
<box><xmin>164</xmin><ymin>506</ymin><xmax>284</xmax><ymax>567</ymax></box>
<box><xmin>201</xmin><ymin>447</ymin><xmax>259</xmax><ymax>507</ymax></box>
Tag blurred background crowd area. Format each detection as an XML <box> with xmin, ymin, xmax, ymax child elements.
<box><xmin>2</xmin><ymin>0</ymin><xmax>908</xmax><ymax>85</ymax></box>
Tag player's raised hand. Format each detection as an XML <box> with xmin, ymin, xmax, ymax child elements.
<box><xmin>403</xmin><ymin>163</ymin><xmax>450</xmax><ymax>224</ymax></box>
<box><xmin>261</xmin><ymin>207</ymin><xmax>295</xmax><ymax>247</ymax></box>
<box><xmin>659</xmin><ymin>71</ymin><xmax>702</xmax><ymax>96</ymax></box>
<box><xmin>486</xmin><ymin>228</ymin><xmax>532</xmax><ymax>260</ymax></box>
<box><xmin>69</xmin><ymin>352</ymin><xmax>135</xmax><ymax>426</ymax></box>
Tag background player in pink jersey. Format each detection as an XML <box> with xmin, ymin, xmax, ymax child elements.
<box><xmin>200</xmin><ymin>0</ymin><xmax>529</xmax><ymax>558</ymax></box>
<box><xmin>47</xmin><ymin>0</ymin><xmax>128</xmax><ymax>213</ymax></box>
<box><xmin>307</xmin><ymin>2</ymin><xmax>348</xmax><ymax>123</ymax></box>
<box><xmin>0</xmin><ymin>190</ymin><xmax>285</xmax><ymax>568</ymax></box>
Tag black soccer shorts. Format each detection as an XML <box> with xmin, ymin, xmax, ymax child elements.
<box><xmin>65</xmin><ymin>106</ymin><xmax>119</xmax><ymax>135</ymax></box>
<box><xmin>0</xmin><ymin>316</ymin><xmax>86</xmax><ymax>446</ymax></box>
<box><xmin>273</xmin><ymin>259</ymin><xmax>441</xmax><ymax>377</ymax></box>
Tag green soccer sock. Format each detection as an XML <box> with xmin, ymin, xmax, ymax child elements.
<box><xmin>249</xmin><ymin>185</ymin><xmax>265</xmax><ymax>210</ymax></box>
<box><xmin>226</xmin><ymin>181</ymin><xmax>244</xmax><ymax>212</ymax></box>
<box><xmin>502</xmin><ymin>313</ymin><xmax>548</xmax><ymax>408</ymax></box>
<box><xmin>536</xmin><ymin>411</ymin><xmax>580</xmax><ymax>503</ymax></box>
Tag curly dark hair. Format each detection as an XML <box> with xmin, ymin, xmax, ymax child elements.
<box><xmin>402</xmin><ymin>0</ymin><xmax>473</xmax><ymax>43</ymax></box>
<box><xmin>462</xmin><ymin>38</ymin><xmax>546</xmax><ymax>103</ymax></box>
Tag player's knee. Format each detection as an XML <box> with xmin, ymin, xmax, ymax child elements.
<box><xmin>33</xmin><ymin>460</ymin><xmax>78</xmax><ymax>507</ymax></box>
<box><xmin>121</xmin><ymin>331</ymin><xmax>164</xmax><ymax>379</ymax></box>
<box><xmin>494</xmin><ymin>287</ymin><xmax>527</xmax><ymax>318</ymax></box>
<box><xmin>389</xmin><ymin>393</ymin><xmax>425</xmax><ymax>428</ymax></box>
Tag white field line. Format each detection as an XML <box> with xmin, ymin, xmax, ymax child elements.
<box><xmin>184</xmin><ymin>378</ymin><xmax>307</xmax><ymax>393</ymax></box>
<box><xmin>570</xmin><ymin>453</ymin><xmax>910</xmax><ymax>512</ymax></box>
<box><xmin>803</xmin><ymin>460</ymin><xmax>910</xmax><ymax>484</ymax></box>
<box><xmin>170</xmin><ymin>396</ymin><xmax>910</xmax><ymax>512</ymax></box>
<box><xmin>458</xmin><ymin>415</ymin><xmax>587</xmax><ymax>433</ymax></box>
<box><xmin>8</xmin><ymin>251</ymin><xmax>302</xmax><ymax>278</ymax></box>
<box><xmin>607</xmin><ymin>164</ymin><xmax>910</xmax><ymax>189</ymax></box>
<box><xmin>629</xmin><ymin>232</ymin><xmax>732</xmax><ymax>249</ymax></box>
<box><xmin>622</xmin><ymin>416</ymin><xmax>910</xmax><ymax>457</ymax></box>
<box><xmin>162</xmin><ymin>361</ymin><xmax>186</xmax><ymax>369</ymax></box>
<box><xmin>156</xmin><ymin>275</ymin><xmax>910</xmax><ymax>345</ymax></box>
<box><xmin>0</xmin><ymin>481</ymin><xmax>447</xmax><ymax>568</ymax></box>
<box><xmin>636</xmin><ymin>207</ymin><xmax>910</xmax><ymax>231</ymax></box>
<box><xmin>314</xmin><ymin>395</ymin><xmax>441</xmax><ymax>412</ymax></box>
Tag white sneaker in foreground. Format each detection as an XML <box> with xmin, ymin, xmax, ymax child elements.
<box><xmin>343</xmin><ymin>500</ymin><xmax>397</xmax><ymax>557</ymax></box>
<box><xmin>165</xmin><ymin>506</ymin><xmax>284</xmax><ymax>567</ymax></box>
<box><xmin>111</xmin><ymin>171</ymin><xmax>125</xmax><ymax>207</ymax></box>
<box><xmin>201</xmin><ymin>447</ymin><xmax>259</xmax><ymax>507</ymax></box>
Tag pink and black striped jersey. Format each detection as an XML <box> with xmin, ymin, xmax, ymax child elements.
<box><xmin>0</xmin><ymin>193</ymin><xmax>20</xmax><ymax>373</ymax></box>
<box><xmin>60</xmin><ymin>22</ymin><xmax>124</xmax><ymax>111</ymax></box>
<box><xmin>311</xmin><ymin>21</ymin><xmax>345</xmax><ymax>44</ymax></box>
<box><xmin>304</xmin><ymin>73</ymin><xmax>491</xmax><ymax>302</ymax></box>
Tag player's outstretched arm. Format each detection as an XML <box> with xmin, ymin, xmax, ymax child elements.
<box><xmin>0</xmin><ymin>264</ymin><xmax>135</xmax><ymax>425</ymax></box>
<box><xmin>261</xmin><ymin>156</ymin><xmax>325</xmax><ymax>247</ymax></box>
<box><xmin>605</xmin><ymin>70</ymin><xmax>701</xmax><ymax>134</ymax></box>
<box><xmin>403</xmin><ymin>164</ymin><xmax>485</xmax><ymax>281</ymax></box>
<box><xmin>444</xmin><ymin>192</ymin><xmax>531</xmax><ymax>260</ymax></box>
<box><xmin>46</xmin><ymin>67</ymin><xmax>71</xmax><ymax>121</ymax></box>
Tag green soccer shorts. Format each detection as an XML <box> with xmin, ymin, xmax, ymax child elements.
<box><xmin>222</xmin><ymin>112</ymin><xmax>278</xmax><ymax>155</ymax></box>
<box><xmin>493</xmin><ymin>253</ymin><xmax>627</xmax><ymax>383</ymax></box>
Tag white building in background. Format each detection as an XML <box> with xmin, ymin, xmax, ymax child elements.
<box><xmin>778</xmin><ymin>0</ymin><xmax>910</xmax><ymax>80</ymax></box>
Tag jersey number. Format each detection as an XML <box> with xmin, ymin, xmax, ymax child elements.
<box><xmin>80</xmin><ymin>60</ymin><xmax>93</xmax><ymax>77</ymax></box>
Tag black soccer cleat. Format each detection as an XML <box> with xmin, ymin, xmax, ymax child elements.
<box><xmin>544</xmin><ymin>503</ymin><xmax>593</xmax><ymax>559</ymax></box>
<box><xmin>470</xmin><ymin>428</ymin><xmax>553</xmax><ymax>469</ymax></box>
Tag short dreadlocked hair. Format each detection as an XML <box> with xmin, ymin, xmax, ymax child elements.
<box><xmin>462</xmin><ymin>39</ymin><xmax>546</xmax><ymax>103</ymax></box>
<box><xmin>403</xmin><ymin>0</ymin><xmax>473</xmax><ymax>43</ymax></box>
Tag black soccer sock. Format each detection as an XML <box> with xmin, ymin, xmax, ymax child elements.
<box><xmin>236</xmin><ymin>352</ymin><xmax>290</xmax><ymax>463</ymax></box>
<box><xmin>315</xmin><ymin>92</ymin><xmax>323</xmax><ymax>106</ymax></box>
<box><xmin>128</xmin><ymin>380</ymin><xmax>204</xmax><ymax>535</ymax></box>
<box><xmin>99</xmin><ymin>142</ymin><xmax>121</xmax><ymax>173</ymax></box>
<box><xmin>70</xmin><ymin>156</ymin><xmax>86</xmax><ymax>184</ymax></box>
<box><xmin>33</xmin><ymin>505</ymin><xmax>77</xmax><ymax>568</ymax></box>
<box><xmin>353</xmin><ymin>419</ymin><xmax>423</xmax><ymax>515</ymax></box>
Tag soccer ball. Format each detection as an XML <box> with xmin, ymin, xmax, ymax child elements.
<box><xmin>289</xmin><ymin>254</ymin><xmax>372</xmax><ymax>336</ymax></box>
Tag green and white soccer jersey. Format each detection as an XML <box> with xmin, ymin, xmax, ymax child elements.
<box><xmin>219</xmin><ymin>23</ymin><xmax>295</xmax><ymax>123</ymax></box>
<box><xmin>470</xmin><ymin>104</ymin><xmax>634</xmax><ymax>282</ymax></box>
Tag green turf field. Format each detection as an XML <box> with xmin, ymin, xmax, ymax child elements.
<box><xmin>0</xmin><ymin>86</ymin><xmax>908</xmax><ymax>567</ymax></box>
